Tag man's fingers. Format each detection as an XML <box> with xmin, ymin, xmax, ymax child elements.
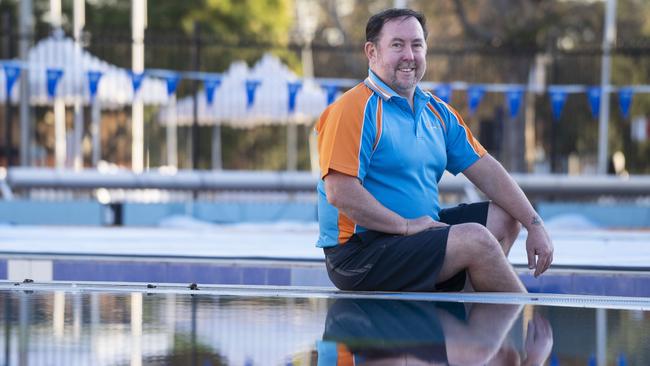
<box><xmin>535</xmin><ymin>252</ymin><xmax>552</xmax><ymax>277</ymax></box>
<box><xmin>527</xmin><ymin>250</ymin><xmax>536</xmax><ymax>270</ymax></box>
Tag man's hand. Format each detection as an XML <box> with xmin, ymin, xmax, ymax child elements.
<box><xmin>405</xmin><ymin>216</ymin><xmax>448</xmax><ymax>236</ymax></box>
<box><xmin>525</xmin><ymin>223</ymin><xmax>554</xmax><ymax>277</ymax></box>
<box><xmin>523</xmin><ymin>313</ymin><xmax>553</xmax><ymax>366</ymax></box>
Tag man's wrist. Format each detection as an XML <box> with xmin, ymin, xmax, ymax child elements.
<box><xmin>525</xmin><ymin>215</ymin><xmax>545</xmax><ymax>231</ymax></box>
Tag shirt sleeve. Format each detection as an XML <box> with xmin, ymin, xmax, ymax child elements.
<box><xmin>315</xmin><ymin>87</ymin><xmax>377</xmax><ymax>181</ymax></box>
<box><xmin>442</xmin><ymin>103</ymin><xmax>487</xmax><ymax>175</ymax></box>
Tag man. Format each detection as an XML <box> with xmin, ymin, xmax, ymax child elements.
<box><xmin>318</xmin><ymin>299</ymin><xmax>553</xmax><ymax>365</ymax></box>
<box><xmin>315</xmin><ymin>8</ymin><xmax>553</xmax><ymax>292</ymax></box>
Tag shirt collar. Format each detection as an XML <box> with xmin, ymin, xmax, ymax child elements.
<box><xmin>364</xmin><ymin>69</ymin><xmax>428</xmax><ymax>103</ymax></box>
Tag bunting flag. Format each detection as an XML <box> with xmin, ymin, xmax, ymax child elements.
<box><xmin>434</xmin><ymin>84</ymin><xmax>452</xmax><ymax>103</ymax></box>
<box><xmin>3</xmin><ymin>64</ymin><xmax>21</xmax><ymax>97</ymax></box>
<box><xmin>587</xmin><ymin>87</ymin><xmax>601</xmax><ymax>119</ymax></box>
<box><xmin>618</xmin><ymin>87</ymin><xmax>634</xmax><ymax>119</ymax></box>
<box><xmin>86</xmin><ymin>70</ymin><xmax>103</xmax><ymax>101</ymax></box>
<box><xmin>287</xmin><ymin>81</ymin><xmax>302</xmax><ymax>113</ymax></box>
<box><xmin>322</xmin><ymin>84</ymin><xmax>339</xmax><ymax>105</ymax></box>
<box><xmin>506</xmin><ymin>88</ymin><xmax>524</xmax><ymax>119</ymax></box>
<box><xmin>588</xmin><ymin>355</ymin><xmax>596</xmax><ymax>366</ymax></box>
<box><xmin>549</xmin><ymin>88</ymin><xmax>568</xmax><ymax>122</ymax></box>
<box><xmin>245</xmin><ymin>79</ymin><xmax>261</xmax><ymax>108</ymax></box>
<box><xmin>130</xmin><ymin>71</ymin><xmax>145</xmax><ymax>95</ymax></box>
<box><xmin>467</xmin><ymin>85</ymin><xmax>485</xmax><ymax>116</ymax></box>
<box><xmin>165</xmin><ymin>73</ymin><xmax>180</xmax><ymax>97</ymax></box>
<box><xmin>46</xmin><ymin>68</ymin><xmax>64</xmax><ymax>99</ymax></box>
<box><xmin>204</xmin><ymin>77</ymin><xmax>222</xmax><ymax>106</ymax></box>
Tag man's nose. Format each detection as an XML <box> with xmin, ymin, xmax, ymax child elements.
<box><xmin>402</xmin><ymin>46</ymin><xmax>415</xmax><ymax>61</ymax></box>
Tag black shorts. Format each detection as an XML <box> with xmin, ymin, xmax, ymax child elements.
<box><xmin>324</xmin><ymin>201</ymin><xmax>490</xmax><ymax>292</ymax></box>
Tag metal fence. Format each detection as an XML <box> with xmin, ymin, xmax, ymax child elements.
<box><xmin>2</xmin><ymin>26</ymin><xmax>650</xmax><ymax>174</ymax></box>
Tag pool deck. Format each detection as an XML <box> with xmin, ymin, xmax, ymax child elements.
<box><xmin>3</xmin><ymin>281</ymin><xmax>650</xmax><ymax>310</ymax></box>
<box><xmin>0</xmin><ymin>223</ymin><xmax>649</xmax><ymax>269</ymax></box>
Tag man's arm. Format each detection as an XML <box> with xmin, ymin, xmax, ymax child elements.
<box><xmin>462</xmin><ymin>154</ymin><xmax>553</xmax><ymax>277</ymax></box>
<box><xmin>324</xmin><ymin>170</ymin><xmax>445</xmax><ymax>236</ymax></box>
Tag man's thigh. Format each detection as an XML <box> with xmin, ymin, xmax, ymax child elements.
<box><xmin>436</xmin><ymin>223</ymin><xmax>488</xmax><ymax>283</ymax></box>
<box><xmin>324</xmin><ymin>228</ymin><xmax>457</xmax><ymax>292</ymax></box>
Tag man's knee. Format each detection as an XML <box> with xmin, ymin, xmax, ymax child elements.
<box><xmin>488</xmin><ymin>203</ymin><xmax>522</xmax><ymax>243</ymax></box>
<box><xmin>450</xmin><ymin>223</ymin><xmax>502</xmax><ymax>258</ymax></box>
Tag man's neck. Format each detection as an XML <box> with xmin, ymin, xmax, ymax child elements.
<box><xmin>369</xmin><ymin>70</ymin><xmax>417</xmax><ymax>109</ymax></box>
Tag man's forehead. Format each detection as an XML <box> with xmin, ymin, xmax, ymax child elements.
<box><xmin>378</xmin><ymin>16</ymin><xmax>425</xmax><ymax>41</ymax></box>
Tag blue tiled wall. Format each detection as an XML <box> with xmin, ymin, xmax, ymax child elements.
<box><xmin>0</xmin><ymin>201</ymin><xmax>104</xmax><ymax>225</ymax></box>
<box><xmin>53</xmin><ymin>260</ymin><xmax>294</xmax><ymax>286</ymax></box>
<box><xmin>122</xmin><ymin>202</ymin><xmax>317</xmax><ymax>226</ymax></box>
<box><xmin>521</xmin><ymin>272</ymin><xmax>650</xmax><ymax>297</ymax></box>
<box><xmin>538</xmin><ymin>202</ymin><xmax>650</xmax><ymax>228</ymax></box>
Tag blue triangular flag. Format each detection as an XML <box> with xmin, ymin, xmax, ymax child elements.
<box><xmin>323</xmin><ymin>84</ymin><xmax>339</xmax><ymax>105</ymax></box>
<box><xmin>549</xmin><ymin>88</ymin><xmax>568</xmax><ymax>122</ymax></box>
<box><xmin>549</xmin><ymin>354</ymin><xmax>559</xmax><ymax>366</ymax></box>
<box><xmin>130</xmin><ymin>71</ymin><xmax>145</xmax><ymax>95</ymax></box>
<box><xmin>587</xmin><ymin>87</ymin><xmax>601</xmax><ymax>119</ymax></box>
<box><xmin>46</xmin><ymin>68</ymin><xmax>64</xmax><ymax>99</ymax></box>
<box><xmin>506</xmin><ymin>88</ymin><xmax>524</xmax><ymax>119</ymax></box>
<box><xmin>434</xmin><ymin>84</ymin><xmax>452</xmax><ymax>104</ymax></box>
<box><xmin>467</xmin><ymin>85</ymin><xmax>485</xmax><ymax>116</ymax></box>
<box><xmin>617</xmin><ymin>353</ymin><xmax>627</xmax><ymax>366</ymax></box>
<box><xmin>287</xmin><ymin>81</ymin><xmax>302</xmax><ymax>113</ymax></box>
<box><xmin>588</xmin><ymin>354</ymin><xmax>596</xmax><ymax>366</ymax></box>
<box><xmin>165</xmin><ymin>73</ymin><xmax>180</xmax><ymax>97</ymax></box>
<box><xmin>618</xmin><ymin>87</ymin><xmax>634</xmax><ymax>119</ymax></box>
<box><xmin>3</xmin><ymin>64</ymin><xmax>21</xmax><ymax>97</ymax></box>
<box><xmin>86</xmin><ymin>70</ymin><xmax>103</xmax><ymax>101</ymax></box>
<box><xmin>245</xmin><ymin>79</ymin><xmax>261</xmax><ymax>109</ymax></box>
<box><xmin>204</xmin><ymin>78</ymin><xmax>221</xmax><ymax>106</ymax></box>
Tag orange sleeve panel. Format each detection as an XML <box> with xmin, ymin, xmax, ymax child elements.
<box><xmin>449</xmin><ymin>105</ymin><xmax>487</xmax><ymax>157</ymax></box>
<box><xmin>316</xmin><ymin>84</ymin><xmax>374</xmax><ymax>179</ymax></box>
<box><xmin>336</xmin><ymin>344</ymin><xmax>354</xmax><ymax>366</ymax></box>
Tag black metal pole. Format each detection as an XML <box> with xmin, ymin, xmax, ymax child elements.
<box><xmin>191</xmin><ymin>22</ymin><xmax>201</xmax><ymax>170</ymax></box>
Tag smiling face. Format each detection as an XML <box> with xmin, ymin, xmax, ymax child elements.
<box><xmin>365</xmin><ymin>16</ymin><xmax>427</xmax><ymax>101</ymax></box>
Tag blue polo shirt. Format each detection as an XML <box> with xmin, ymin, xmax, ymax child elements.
<box><xmin>315</xmin><ymin>70</ymin><xmax>486</xmax><ymax>247</ymax></box>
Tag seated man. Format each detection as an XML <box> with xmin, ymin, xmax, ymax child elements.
<box><xmin>318</xmin><ymin>298</ymin><xmax>553</xmax><ymax>365</ymax></box>
<box><xmin>315</xmin><ymin>8</ymin><xmax>553</xmax><ymax>292</ymax></box>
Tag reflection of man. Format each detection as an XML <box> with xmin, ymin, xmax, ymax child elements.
<box><xmin>317</xmin><ymin>298</ymin><xmax>553</xmax><ymax>366</ymax></box>
<box><xmin>315</xmin><ymin>8</ymin><xmax>553</xmax><ymax>292</ymax></box>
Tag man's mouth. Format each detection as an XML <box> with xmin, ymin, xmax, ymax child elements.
<box><xmin>398</xmin><ymin>67</ymin><xmax>415</xmax><ymax>73</ymax></box>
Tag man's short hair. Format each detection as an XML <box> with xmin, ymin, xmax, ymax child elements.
<box><xmin>366</xmin><ymin>8</ymin><xmax>428</xmax><ymax>44</ymax></box>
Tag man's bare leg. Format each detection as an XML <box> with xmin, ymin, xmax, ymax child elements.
<box><xmin>486</xmin><ymin>202</ymin><xmax>522</xmax><ymax>256</ymax></box>
<box><xmin>438</xmin><ymin>223</ymin><xmax>526</xmax><ymax>292</ymax></box>
<box><xmin>440</xmin><ymin>302</ymin><xmax>523</xmax><ymax>365</ymax></box>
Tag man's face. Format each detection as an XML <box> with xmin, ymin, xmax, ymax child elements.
<box><xmin>366</xmin><ymin>16</ymin><xmax>427</xmax><ymax>99</ymax></box>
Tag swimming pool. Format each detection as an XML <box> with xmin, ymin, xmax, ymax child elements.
<box><xmin>0</xmin><ymin>283</ymin><xmax>649</xmax><ymax>365</ymax></box>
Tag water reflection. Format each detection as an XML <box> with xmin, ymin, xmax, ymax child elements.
<box><xmin>319</xmin><ymin>299</ymin><xmax>552</xmax><ymax>365</ymax></box>
<box><xmin>0</xmin><ymin>289</ymin><xmax>649</xmax><ymax>365</ymax></box>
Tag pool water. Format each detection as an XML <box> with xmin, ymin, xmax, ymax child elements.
<box><xmin>0</xmin><ymin>287</ymin><xmax>649</xmax><ymax>365</ymax></box>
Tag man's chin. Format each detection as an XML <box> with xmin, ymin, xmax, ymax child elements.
<box><xmin>395</xmin><ymin>81</ymin><xmax>417</xmax><ymax>92</ymax></box>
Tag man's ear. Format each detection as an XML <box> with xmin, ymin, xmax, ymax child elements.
<box><xmin>364</xmin><ymin>41</ymin><xmax>376</xmax><ymax>62</ymax></box>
